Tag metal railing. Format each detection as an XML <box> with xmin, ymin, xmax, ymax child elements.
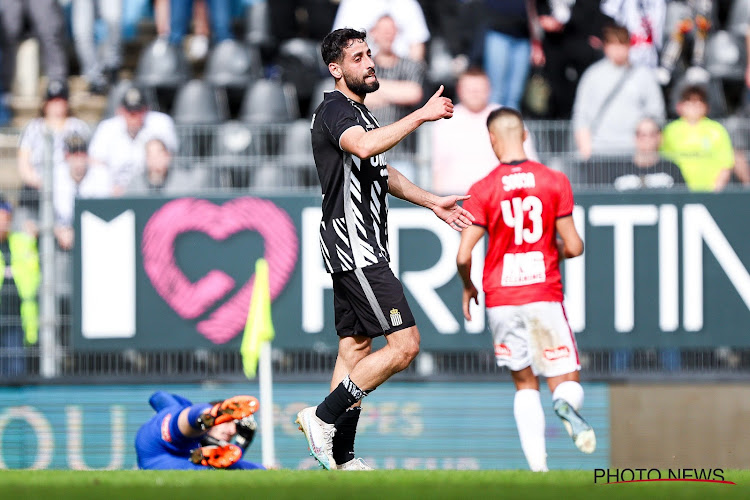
<box><xmin>1</xmin><ymin>120</ymin><xmax>749</xmax><ymax>384</ymax></box>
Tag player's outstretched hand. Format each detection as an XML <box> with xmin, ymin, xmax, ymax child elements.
<box><xmin>420</xmin><ymin>85</ymin><xmax>454</xmax><ymax>121</ymax></box>
<box><xmin>432</xmin><ymin>194</ymin><xmax>475</xmax><ymax>232</ymax></box>
<box><xmin>462</xmin><ymin>283</ymin><xmax>479</xmax><ymax>321</ymax></box>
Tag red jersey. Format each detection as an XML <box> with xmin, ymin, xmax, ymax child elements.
<box><xmin>463</xmin><ymin>160</ymin><xmax>574</xmax><ymax>307</ymax></box>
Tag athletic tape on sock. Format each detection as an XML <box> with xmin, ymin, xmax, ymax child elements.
<box><xmin>341</xmin><ymin>375</ymin><xmax>366</xmax><ymax>401</ymax></box>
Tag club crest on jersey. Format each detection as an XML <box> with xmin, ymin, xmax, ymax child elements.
<box><xmin>390</xmin><ymin>308</ymin><xmax>402</xmax><ymax>327</ymax></box>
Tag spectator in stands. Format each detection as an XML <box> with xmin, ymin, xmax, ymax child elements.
<box><xmin>71</xmin><ymin>0</ymin><xmax>123</xmax><ymax>95</ymax></box>
<box><xmin>364</xmin><ymin>15</ymin><xmax>425</xmax><ymax>176</ymax></box>
<box><xmin>431</xmin><ymin>67</ymin><xmax>538</xmax><ymax>195</ymax></box>
<box><xmin>0</xmin><ymin>0</ymin><xmax>68</xmax><ymax>104</ymax></box>
<box><xmin>537</xmin><ymin>0</ymin><xmax>613</xmax><ymax>119</ymax></box>
<box><xmin>584</xmin><ymin>117</ymin><xmax>685</xmax><ymax>189</ymax></box>
<box><xmin>53</xmin><ymin>134</ymin><xmax>113</xmax><ymax>253</ymax></box>
<box><xmin>332</xmin><ymin>0</ymin><xmax>430</xmax><ymax>61</ymax></box>
<box><xmin>0</xmin><ymin>197</ymin><xmax>40</xmax><ymax>378</ymax></box>
<box><xmin>88</xmin><ymin>86</ymin><xmax>178</xmax><ymax>196</ymax></box>
<box><xmin>572</xmin><ymin>24</ymin><xmax>664</xmax><ymax>160</ymax></box>
<box><xmin>482</xmin><ymin>0</ymin><xmax>545</xmax><ymax>109</ymax></box>
<box><xmin>15</xmin><ymin>80</ymin><xmax>90</xmax><ymax>234</ymax></box>
<box><xmin>601</xmin><ymin>0</ymin><xmax>666</xmax><ymax>68</ymax></box>
<box><xmin>126</xmin><ymin>138</ymin><xmax>208</xmax><ymax>194</ymax></box>
<box><xmin>169</xmin><ymin>0</ymin><xmax>233</xmax><ymax>60</ymax></box>
<box><xmin>660</xmin><ymin>85</ymin><xmax>734</xmax><ymax>192</ymax></box>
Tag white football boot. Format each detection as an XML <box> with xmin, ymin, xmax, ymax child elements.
<box><xmin>338</xmin><ymin>458</ymin><xmax>373</xmax><ymax>471</ymax></box>
<box><xmin>553</xmin><ymin>398</ymin><xmax>596</xmax><ymax>454</ymax></box>
<box><xmin>296</xmin><ymin>406</ymin><xmax>337</xmax><ymax>470</ymax></box>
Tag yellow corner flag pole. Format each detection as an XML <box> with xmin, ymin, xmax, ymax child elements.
<box><xmin>241</xmin><ymin>258</ymin><xmax>275</xmax><ymax>378</ymax></box>
<box><xmin>240</xmin><ymin>258</ymin><xmax>277</xmax><ymax>467</ymax></box>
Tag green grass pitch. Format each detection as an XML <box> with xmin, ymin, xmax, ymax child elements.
<box><xmin>2</xmin><ymin>470</ymin><xmax>750</xmax><ymax>500</ymax></box>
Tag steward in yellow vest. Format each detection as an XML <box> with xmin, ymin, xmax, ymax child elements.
<box><xmin>0</xmin><ymin>201</ymin><xmax>40</xmax><ymax>346</ymax></box>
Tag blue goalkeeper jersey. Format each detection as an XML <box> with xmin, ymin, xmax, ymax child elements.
<box><xmin>134</xmin><ymin>391</ymin><xmax>263</xmax><ymax>470</ymax></box>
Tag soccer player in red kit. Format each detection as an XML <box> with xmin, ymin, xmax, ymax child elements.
<box><xmin>456</xmin><ymin>107</ymin><xmax>595</xmax><ymax>471</ymax></box>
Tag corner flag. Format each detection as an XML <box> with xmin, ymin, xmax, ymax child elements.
<box><xmin>241</xmin><ymin>258</ymin><xmax>275</xmax><ymax>378</ymax></box>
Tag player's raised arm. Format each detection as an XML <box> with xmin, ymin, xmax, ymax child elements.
<box><xmin>386</xmin><ymin>165</ymin><xmax>474</xmax><ymax>232</ymax></box>
<box><xmin>340</xmin><ymin>85</ymin><xmax>453</xmax><ymax>159</ymax></box>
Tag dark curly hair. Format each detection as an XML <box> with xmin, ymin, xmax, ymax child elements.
<box><xmin>321</xmin><ymin>28</ymin><xmax>367</xmax><ymax>65</ymax></box>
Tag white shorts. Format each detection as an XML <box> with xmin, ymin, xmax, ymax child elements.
<box><xmin>486</xmin><ymin>301</ymin><xmax>580</xmax><ymax>378</ymax></box>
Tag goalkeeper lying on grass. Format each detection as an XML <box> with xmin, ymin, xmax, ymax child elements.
<box><xmin>135</xmin><ymin>391</ymin><xmax>265</xmax><ymax>470</ymax></box>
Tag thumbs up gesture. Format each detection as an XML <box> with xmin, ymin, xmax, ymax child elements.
<box><xmin>420</xmin><ymin>85</ymin><xmax>454</xmax><ymax>121</ymax></box>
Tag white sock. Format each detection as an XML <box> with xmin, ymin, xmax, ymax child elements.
<box><xmin>514</xmin><ymin>389</ymin><xmax>548</xmax><ymax>472</ymax></box>
<box><xmin>552</xmin><ymin>380</ymin><xmax>584</xmax><ymax>410</ymax></box>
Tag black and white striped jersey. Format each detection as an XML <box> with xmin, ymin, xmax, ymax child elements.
<box><xmin>311</xmin><ymin>90</ymin><xmax>390</xmax><ymax>273</ymax></box>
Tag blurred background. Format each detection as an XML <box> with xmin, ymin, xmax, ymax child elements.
<box><xmin>1</xmin><ymin>0</ymin><xmax>750</xmax><ymax>471</ymax></box>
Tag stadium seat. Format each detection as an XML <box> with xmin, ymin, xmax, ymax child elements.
<box><xmin>239</xmin><ymin>79</ymin><xmax>298</xmax><ymax>124</ymax></box>
<box><xmin>172</xmin><ymin>80</ymin><xmax>228</xmax><ymax>159</ymax></box>
<box><xmin>135</xmin><ymin>38</ymin><xmax>192</xmax><ymax>112</ymax></box>
<box><xmin>212</xmin><ymin>120</ymin><xmax>259</xmax><ymax>188</ymax></box>
<box><xmin>253</xmin><ymin>116</ymin><xmax>317</xmax><ymax>188</ymax></box>
<box><xmin>274</xmin><ymin>118</ymin><xmax>317</xmax><ymax>188</ymax></box>
<box><xmin>705</xmin><ymin>31</ymin><xmax>747</xmax><ymax>82</ymax></box>
<box><xmin>204</xmin><ymin>40</ymin><xmax>263</xmax><ymax>89</ymax></box>
<box><xmin>172</xmin><ymin>79</ymin><xmax>228</xmax><ymax>125</ymax></box>
<box><xmin>135</xmin><ymin>38</ymin><xmax>192</xmax><ymax>88</ymax></box>
<box><xmin>275</xmin><ymin>38</ymin><xmax>327</xmax><ymax>102</ymax></box>
<box><xmin>307</xmin><ymin>78</ymin><xmax>334</xmax><ymax>118</ymax></box>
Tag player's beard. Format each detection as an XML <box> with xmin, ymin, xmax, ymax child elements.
<box><xmin>343</xmin><ymin>69</ymin><xmax>380</xmax><ymax>97</ymax></box>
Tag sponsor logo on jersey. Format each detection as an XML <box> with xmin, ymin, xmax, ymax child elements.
<box><xmin>495</xmin><ymin>343</ymin><xmax>512</xmax><ymax>358</ymax></box>
<box><xmin>501</xmin><ymin>251</ymin><xmax>546</xmax><ymax>286</ymax></box>
<box><xmin>390</xmin><ymin>308</ymin><xmax>403</xmax><ymax>327</ymax></box>
<box><xmin>543</xmin><ymin>346</ymin><xmax>571</xmax><ymax>361</ymax></box>
<box><xmin>370</xmin><ymin>152</ymin><xmax>387</xmax><ymax>167</ymax></box>
<box><xmin>161</xmin><ymin>413</ymin><xmax>172</xmax><ymax>443</ymax></box>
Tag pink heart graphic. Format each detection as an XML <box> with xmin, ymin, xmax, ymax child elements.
<box><xmin>142</xmin><ymin>197</ymin><xmax>298</xmax><ymax>344</ymax></box>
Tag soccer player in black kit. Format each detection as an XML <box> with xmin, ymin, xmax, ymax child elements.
<box><xmin>296</xmin><ymin>28</ymin><xmax>475</xmax><ymax>470</ymax></box>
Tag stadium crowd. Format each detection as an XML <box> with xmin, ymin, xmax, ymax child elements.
<box><xmin>1</xmin><ymin>0</ymin><xmax>750</xmax><ymax>378</ymax></box>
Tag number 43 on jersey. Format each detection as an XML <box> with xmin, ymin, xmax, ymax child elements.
<box><xmin>500</xmin><ymin>195</ymin><xmax>545</xmax><ymax>287</ymax></box>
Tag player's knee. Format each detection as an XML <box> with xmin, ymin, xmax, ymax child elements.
<box><xmin>394</xmin><ymin>340</ymin><xmax>419</xmax><ymax>371</ymax></box>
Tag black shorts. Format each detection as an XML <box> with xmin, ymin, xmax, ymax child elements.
<box><xmin>332</xmin><ymin>262</ymin><xmax>416</xmax><ymax>338</ymax></box>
